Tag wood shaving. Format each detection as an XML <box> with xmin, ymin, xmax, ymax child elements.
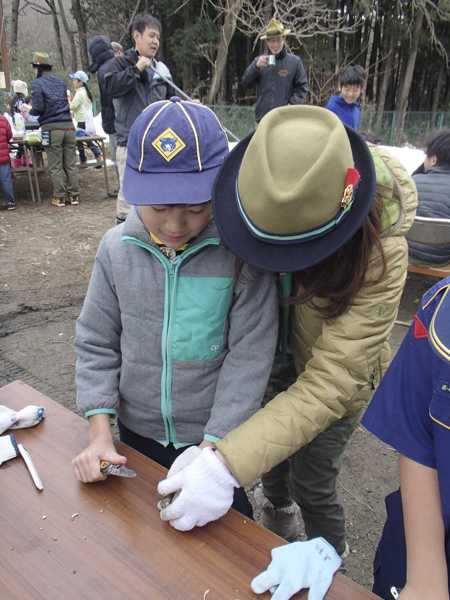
<box><xmin>42</xmin><ymin>516</ymin><xmax>47</xmax><ymax>519</ymax></box>
<box><xmin>203</xmin><ymin>590</ymin><xmax>210</xmax><ymax>600</ymax></box>
<box><xmin>71</xmin><ymin>513</ymin><xmax>79</xmax><ymax>521</ymax></box>
<box><xmin>52</xmin><ymin>537</ymin><xmax>58</xmax><ymax>541</ymax></box>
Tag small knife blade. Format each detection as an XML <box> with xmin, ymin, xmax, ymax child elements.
<box><xmin>18</xmin><ymin>444</ymin><xmax>44</xmax><ymax>490</ymax></box>
<box><xmin>100</xmin><ymin>460</ymin><xmax>136</xmax><ymax>478</ymax></box>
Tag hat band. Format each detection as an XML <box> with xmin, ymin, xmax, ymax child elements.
<box><xmin>235</xmin><ymin>177</ymin><xmax>357</xmax><ymax>245</ymax></box>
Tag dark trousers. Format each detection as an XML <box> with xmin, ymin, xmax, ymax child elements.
<box><xmin>76</xmin><ymin>122</ymin><xmax>100</xmax><ymax>162</ymax></box>
<box><xmin>118</xmin><ymin>420</ymin><xmax>253</xmax><ymax>519</ymax></box>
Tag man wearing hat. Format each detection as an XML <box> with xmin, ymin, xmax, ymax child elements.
<box><xmin>30</xmin><ymin>51</ymin><xmax>80</xmax><ymax>207</ymax></box>
<box><xmin>242</xmin><ymin>18</ymin><xmax>308</xmax><ymax>124</ymax></box>
<box><xmin>104</xmin><ymin>13</ymin><xmax>173</xmax><ymax>224</ymax></box>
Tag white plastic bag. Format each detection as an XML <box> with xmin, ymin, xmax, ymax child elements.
<box><xmin>82</xmin><ymin>105</ymin><xmax>96</xmax><ymax>136</ymax></box>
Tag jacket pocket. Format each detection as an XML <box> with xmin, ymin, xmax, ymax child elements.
<box><xmin>171</xmin><ymin>277</ymin><xmax>232</xmax><ymax>361</ymax></box>
<box><xmin>429</xmin><ymin>384</ymin><xmax>450</xmax><ymax>431</ymax></box>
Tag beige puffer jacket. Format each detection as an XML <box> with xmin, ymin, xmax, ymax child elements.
<box><xmin>216</xmin><ymin>145</ymin><xmax>418</xmax><ymax>486</ymax></box>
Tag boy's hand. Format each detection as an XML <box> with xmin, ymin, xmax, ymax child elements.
<box><xmin>251</xmin><ymin>538</ymin><xmax>341</xmax><ymax>600</ymax></box>
<box><xmin>72</xmin><ymin>442</ymin><xmax>126</xmax><ymax>483</ymax></box>
<box><xmin>158</xmin><ymin>447</ymin><xmax>238</xmax><ymax>530</ymax></box>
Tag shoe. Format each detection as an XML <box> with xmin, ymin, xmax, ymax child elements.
<box><xmin>13</xmin><ymin>158</ymin><xmax>22</xmax><ymax>168</ymax></box>
<box><xmin>79</xmin><ymin>160</ymin><xmax>88</xmax><ymax>165</ymax></box>
<box><xmin>52</xmin><ymin>197</ymin><xmax>66</xmax><ymax>207</ymax></box>
<box><xmin>95</xmin><ymin>155</ymin><xmax>103</xmax><ymax>169</ymax></box>
<box><xmin>7</xmin><ymin>202</ymin><xmax>17</xmax><ymax>210</ymax></box>
<box><xmin>68</xmin><ymin>195</ymin><xmax>79</xmax><ymax>205</ymax></box>
<box><xmin>255</xmin><ymin>487</ymin><xmax>299</xmax><ymax>542</ymax></box>
<box><xmin>116</xmin><ymin>215</ymin><xmax>126</xmax><ymax>225</ymax></box>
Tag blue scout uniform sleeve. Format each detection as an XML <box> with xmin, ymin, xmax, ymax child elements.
<box><xmin>362</xmin><ymin>278</ymin><xmax>450</xmax><ymax>470</ymax></box>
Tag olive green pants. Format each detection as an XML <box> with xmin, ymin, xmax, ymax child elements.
<box><xmin>45</xmin><ymin>128</ymin><xmax>79</xmax><ymax>199</ymax></box>
<box><xmin>261</xmin><ymin>356</ymin><xmax>363</xmax><ymax>555</ymax></box>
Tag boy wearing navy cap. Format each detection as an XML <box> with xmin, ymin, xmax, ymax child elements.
<box><xmin>72</xmin><ymin>97</ymin><xmax>278</xmax><ymax>517</ymax></box>
<box><xmin>362</xmin><ymin>277</ymin><xmax>450</xmax><ymax>599</ymax></box>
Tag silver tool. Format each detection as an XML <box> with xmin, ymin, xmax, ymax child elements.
<box><xmin>18</xmin><ymin>444</ymin><xmax>44</xmax><ymax>490</ymax></box>
<box><xmin>100</xmin><ymin>460</ymin><xmax>136</xmax><ymax>478</ymax></box>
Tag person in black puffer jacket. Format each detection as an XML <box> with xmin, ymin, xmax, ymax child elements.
<box><xmin>30</xmin><ymin>51</ymin><xmax>80</xmax><ymax>207</ymax></box>
<box><xmin>88</xmin><ymin>35</ymin><xmax>120</xmax><ymax>197</ymax></box>
<box><xmin>408</xmin><ymin>128</ymin><xmax>450</xmax><ymax>265</ymax></box>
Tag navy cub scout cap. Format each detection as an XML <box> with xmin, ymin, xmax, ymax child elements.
<box><xmin>123</xmin><ymin>96</ymin><xmax>229</xmax><ymax>205</ymax></box>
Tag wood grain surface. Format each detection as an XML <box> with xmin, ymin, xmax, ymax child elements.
<box><xmin>0</xmin><ymin>381</ymin><xmax>380</xmax><ymax>600</ymax></box>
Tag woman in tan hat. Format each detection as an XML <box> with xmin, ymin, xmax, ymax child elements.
<box><xmin>158</xmin><ymin>106</ymin><xmax>417</xmax><ymax>598</ymax></box>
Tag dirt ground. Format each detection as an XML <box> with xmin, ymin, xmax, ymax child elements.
<box><xmin>0</xmin><ymin>166</ymin><xmax>438</xmax><ymax>594</ymax></box>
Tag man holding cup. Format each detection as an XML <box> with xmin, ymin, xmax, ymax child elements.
<box><xmin>242</xmin><ymin>18</ymin><xmax>308</xmax><ymax>125</ymax></box>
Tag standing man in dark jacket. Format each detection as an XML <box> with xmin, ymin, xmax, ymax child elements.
<box><xmin>104</xmin><ymin>13</ymin><xmax>173</xmax><ymax>224</ymax></box>
<box><xmin>242</xmin><ymin>19</ymin><xmax>308</xmax><ymax>125</ymax></box>
<box><xmin>88</xmin><ymin>35</ymin><xmax>120</xmax><ymax>197</ymax></box>
<box><xmin>408</xmin><ymin>129</ymin><xmax>450</xmax><ymax>265</ymax></box>
<box><xmin>30</xmin><ymin>51</ymin><xmax>80</xmax><ymax>207</ymax></box>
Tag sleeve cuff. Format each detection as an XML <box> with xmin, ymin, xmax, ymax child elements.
<box><xmin>85</xmin><ymin>408</ymin><xmax>117</xmax><ymax>419</ymax></box>
<box><xmin>204</xmin><ymin>434</ymin><xmax>221</xmax><ymax>444</ymax></box>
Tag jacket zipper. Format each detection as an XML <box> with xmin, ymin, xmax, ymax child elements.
<box><xmin>122</xmin><ymin>235</ymin><xmax>220</xmax><ymax>444</ymax></box>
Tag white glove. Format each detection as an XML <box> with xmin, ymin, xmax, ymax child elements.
<box><xmin>251</xmin><ymin>538</ymin><xmax>341</xmax><ymax>600</ymax></box>
<box><xmin>167</xmin><ymin>445</ymin><xmax>202</xmax><ymax>477</ymax></box>
<box><xmin>0</xmin><ymin>405</ymin><xmax>45</xmax><ymax>435</ymax></box>
<box><xmin>158</xmin><ymin>447</ymin><xmax>239</xmax><ymax>531</ymax></box>
<box><xmin>0</xmin><ymin>433</ymin><xmax>20</xmax><ymax>466</ymax></box>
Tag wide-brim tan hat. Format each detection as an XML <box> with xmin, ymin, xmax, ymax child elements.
<box><xmin>212</xmin><ymin>106</ymin><xmax>376</xmax><ymax>272</ymax></box>
<box><xmin>261</xmin><ymin>18</ymin><xmax>292</xmax><ymax>39</ymax></box>
<box><xmin>31</xmin><ymin>52</ymin><xmax>52</xmax><ymax>67</ymax></box>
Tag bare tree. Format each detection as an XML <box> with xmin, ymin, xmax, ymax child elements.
<box><xmin>71</xmin><ymin>0</ymin><xmax>89</xmax><ymax>69</ymax></box>
<box><xmin>10</xmin><ymin>0</ymin><xmax>20</xmax><ymax>57</ymax></box>
<box><xmin>23</xmin><ymin>0</ymin><xmax>65</xmax><ymax>66</ymax></box>
<box><xmin>57</xmin><ymin>0</ymin><xmax>78</xmax><ymax>71</ymax></box>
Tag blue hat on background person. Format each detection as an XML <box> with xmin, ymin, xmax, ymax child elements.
<box><xmin>123</xmin><ymin>96</ymin><xmax>229</xmax><ymax>205</ymax></box>
<box><xmin>69</xmin><ymin>70</ymin><xmax>89</xmax><ymax>83</ymax></box>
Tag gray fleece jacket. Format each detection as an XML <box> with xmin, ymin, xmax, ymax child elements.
<box><xmin>75</xmin><ymin>207</ymin><xmax>278</xmax><ymax>447</ymax></box>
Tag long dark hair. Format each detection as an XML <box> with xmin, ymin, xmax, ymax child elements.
<box><xmin>287</xmin><ymin>184</ymin><xmax>390</xmax><ymax>319</ymax></box>
<box><xmin>81</xmin><ymin>82</ymin><xmax>93</xmax><ymax>103</ymax></box>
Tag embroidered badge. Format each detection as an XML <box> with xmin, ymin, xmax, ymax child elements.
<box><xmin>279</xmin><ymin>70</ymin><xmax>289</xmax><ymax>77</ymax></box>
<box><xmin>372</xmin><ymin>304</ymin><xmax>386</xmax><ymax>318</ymax></box>
<box><xmin>413</xmin><ymin>315</ymin><xmax>428</xmax><ymax>339</ymax></box>
<box><xmin>152</xmin><ymin>128</ymin><xmax>186</xmax><ymax>161</ymax></box>
<box><xmin>439</xmin><ymin>380</ymin><xmax>450</xmax><ymax>394</ymax></box>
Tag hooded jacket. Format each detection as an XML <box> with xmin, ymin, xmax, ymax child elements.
<box><xmin>242</xmin><ymin>46</ymin><xmax>308</xmax><ymax>123</ymax></box>
<box><xmin>216</xmin><ymin>144</ymin><xmax>418</xmax><ymax>486</ymax></box>
<box><xmin>408</xmin><ymin>166</ymin><xmax>450</xmax><ymax>263</ymax></box>
<box><xmin>325</xmin><ymin>94</ymin><xmax>361</xmax><ymax>130</ymax></box>
<box><xmin>88</xmin><ymin>35</ymin><xmax>116</xmax><ymax>134</ymax></box>
<box><xmin>104</xmin><ymin>48</ymin><xmax>172</xmax><ymax>146</ymax></box>
<box><xmin>74</xmin><ymin>207</ymin><xmax>278</xmax><ymax>447</ymax></box>
<box><xmin>0</xmin><ymin>116</ymin><xmax>12</xmax><ymax>164</ymax></box>
<box><xmin>30</xmin><ymin>72</ymin><xmax>72</xmax><ymax>128</ymax></box>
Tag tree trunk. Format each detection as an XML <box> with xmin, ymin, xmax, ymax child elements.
<box><xmin>431</xmin><ymin>61</ymin><xmax>445</xmax><ymax>113</ymax></box>
<box><xmin>44</xmin><ymin>0</ymin><xmax>65</xmax><ymax>68</ymax></box>
<box><xmin>205</xmin><ymin>0</ymin><xmax>244</xmax><ymax>104</ymax></box>
<box><xmin>10</xmin><ymin>0</ymin><xmax>20</xmax><ymax>59</ymax></box>
<box><xmin>57</xmin><ymin>0</ymin><xmax>77</xmax><ymax>71</ymax></box>
<box><xmin>71</xmin><ymin>0</ymin><xmax>89</xmax><ymax>70</ymax></box>
<box><xmin>395</xmin><ymin>8</ymin><xmax>424</xmax><ymax>112</ymax></box>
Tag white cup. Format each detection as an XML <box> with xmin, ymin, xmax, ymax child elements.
<box><xmin>268</xmin><ymin>55</ymin><xmax>276</xmax><ymax>65</ymax></box>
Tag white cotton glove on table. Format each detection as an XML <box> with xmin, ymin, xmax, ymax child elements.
<box><xmin>0</xmin><ymin>405</ymin><xmax>45</xmax><ymax>435</ymax></box>
<box><xmin>0</xmin><ymin>433</ymin><xmax>20</xmax><ymax>465</ymax></box>
<box><xmin>158</xmin><ymin>446</ymin><xmax>238</xmax><ymax>530</ymax></box>
<box><xmin>251</xmin><ymin>538</ymin><xmax>341</xmax><ymax>600</ymax></box>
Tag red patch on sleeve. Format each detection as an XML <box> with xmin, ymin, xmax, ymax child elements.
<box><xmin>414</xmin><ymin>315</ymin><xmax>428</xmax><ymax>339</ymax></box>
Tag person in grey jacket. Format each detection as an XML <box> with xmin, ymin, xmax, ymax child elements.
<box><xmin>72</xmin><ymin>97</ymin><xmax>278</xmax><ymax>518</ymax></box>
<box><xmin>242</xmin><ymin>18</ymin><xmax>308</xmax><ymax>125</ymax></box>
<box><xmin>409</xmin><ymin>128</ymin><xmax>450</xmax><ymax>264</ymax></box>
<box><xmin>104</xmin><ymin>13</ymin><xmax>173</xmax><ymax>224</ymax></box>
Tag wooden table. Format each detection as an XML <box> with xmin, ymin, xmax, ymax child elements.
<box><xmin>10</xmin><ymin>134</ymin><xmax>110</xmax><ymax>204</ymax></box>
<box><xmin>0</xmin><ymin>381</ymin><xmax>379</xmax><ymax>600</ymax></box>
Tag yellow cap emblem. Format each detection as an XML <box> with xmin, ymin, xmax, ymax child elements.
<box><xmin>152</xmin><ymin>128</ymin><xmax>186</xmax><ymax>162</ymax></box>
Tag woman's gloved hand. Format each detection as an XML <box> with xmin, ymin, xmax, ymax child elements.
<box><xmin>0</xmin><ymin>405</ymin><xmax>45</xmax><ymax>435</ymax></box>
<box><xmin>158</xmin><ymin>447</ymin><xmax>238</xmax><ymax>531</ymax></box>
<box><xmin>251</xmin><ymin>538</ymin><xmax>341</xmax><ymax>600</ymax></box>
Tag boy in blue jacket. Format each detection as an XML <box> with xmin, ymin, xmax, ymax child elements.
<box><xmin>71</xmin><ymin>97</ymin><xmax>278</xmax><ymax>517</ymax></box>
<box><xmin>325</xmin><ymin>65</ymin><xmax>366</xmax><ymax>130</ymax></box>
<box><xmin>362</xmin><ymin>277</ymin><xmax>450</xmax><ymax>599</ymax></box>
